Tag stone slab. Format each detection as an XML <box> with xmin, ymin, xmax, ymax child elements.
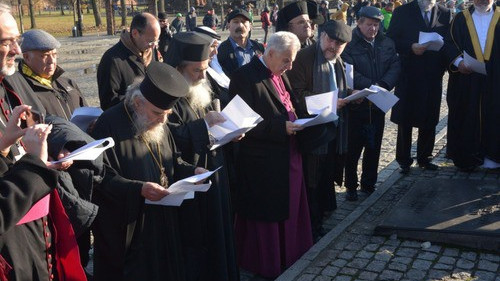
<box><xmin>375</xmin><ymin>179</ymin><xmax>500</xmax><ymax>251</ymax></box>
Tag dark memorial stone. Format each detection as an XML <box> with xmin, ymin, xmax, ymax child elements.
<box><xmin>375</xmin><ymin>179</ymin><xmax>499</xmax><ymax>251</ymax></box>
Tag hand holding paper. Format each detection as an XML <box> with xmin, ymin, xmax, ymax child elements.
<box><xmin>293</xmin><ymin>91</ymin><xmax>339</xmax><ymax>128</ymax></box>
<box><xmin>418</xmin><ymin>32</ymin><xmax>444</xmax><ymax>52</ymax></box>
<box><xmin>50</xmin><ymin>137</ymin><xmax>115</xmax><ymax>164</ymax></box>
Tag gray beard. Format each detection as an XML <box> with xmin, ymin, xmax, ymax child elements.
<box><xmin>0</xmin><ymin>64</ymin><xmax>15</xmax><ymax>77</ymax></box>
<box><xmin>187</xmin><ymin>79</ymin><xmax>213</xmax><ymax>112</ymax></box>
<box><xmin>133</xmin><ymin>111</ymin><xmax>166</xmax><ymax>145</ymax></box>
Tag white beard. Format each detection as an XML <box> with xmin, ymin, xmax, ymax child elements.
<box><xmin>0</xmin><ymin>64</ymin><xmax>15</xmax><ymax>77</ymax></box>
<box><xmin>186</xmin><ymin>79</ymin><xmax>213</xmax><ymax>112</ymax></box>
<box><xmin>134</xmin><ymin>111</ymin><xmax>166</xmax><ymax>144</ymax></box>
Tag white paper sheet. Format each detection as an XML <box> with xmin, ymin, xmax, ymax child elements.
<box><xmin>293</xmin><ymin>107</ymin><xmax>338</xmax><ymax>128</ymax></box>
<box><xmin>207</xmin><ymin>67</ymin><xmax>230</xmax><ymax>89</ymax></box>
<box><xmin>464</xmin><ymin>51</ymin><xmax>487</xmax><ymax>75</ymax></box>
<box><xmin>344</xmin><ymin>88</ymin><xmax>378</xmax><ymax>102</ymax></box>
<box><xmin>305</xmin><ymin>90</ymin><xmax>338</xmax><ymax>115</ymax></box>
<box><xmin>208</xmin><ymin>95</ymin><xmax>263</xmax><ymax>150</ymax></box>
<box><xmin>366</xmin><ymin>88</ymin><xmax>399</xmax><ymax>113</ymax></box>
<box><xmin>70</xmin><ymin>107</ymin><xmax>103</xmax><ymax>131</ymax></box>
<box><xmin>418</xmin><ymin>32</ymin><xmax>444</xmax><ymax>51</ymax></box>
<box><xmin>50</xmin><ymin>137</ymin><xmax>115</xmax><ymax>164</ymax></box>
<box><xmin>345</xmin><ymin>63</ymin><xmax>354</xmax><ymax>89</ymax></box>
<box><xmin>145</xmin><ymin>167</ymin><xmax>221</xmax><ymax>206</ymax></box>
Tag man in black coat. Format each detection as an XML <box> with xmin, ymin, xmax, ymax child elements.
<box><xmin>287</xmin><ymin>20</ymin><xmax>352</xmax><ymax>239</ymax></box>
<box><xmin>216</xmin><ymin>9</ymin><xmax>264</xmax><ymax>78</ymax></box>
<box><xmin>341</xmin><ymin>7</ymin><xmax>401</xmax><ymax>201</ymax></box>
<box><xmin>276</xmin><ymin>0</ymin><xmax>316</xmax><ymax>48</ymax></box>
<box><xmin>386</xmin><ymin>0</ymin><xmax>451</xmax><ymax>174</ymax></box>
<box><xmin>158</xmin><ymin>12</ymin><xmax>173</xmax><ymax>59</ymax></box>
<box><xmin>19</xmin><ymin>29</ymin><xmax>87</xmax><ymax>121</ymax></box>
<box><xmin>97</xmin><ymin>13</ymin><xmax>161</xmax><ymax>110</ymax></box>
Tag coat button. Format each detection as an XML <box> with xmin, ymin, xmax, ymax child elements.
<box><xmin>47</xmin><ymin>254</ymin><xmax>52</xmax><ymax>259</ymax></box>
<box><xmin>43</xmin><ymin>221</ymin><xmax>49</xmax><ymax>226</ymax></box>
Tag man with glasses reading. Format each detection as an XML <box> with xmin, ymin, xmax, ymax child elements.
<box><xmin>97</xmin><ymin>12</ymin><xmax>162</xmax><ymax>110</ymax></box>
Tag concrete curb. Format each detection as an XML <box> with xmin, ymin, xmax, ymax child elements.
<box><xmin>276</xmin><ymin>115</ymin><xmax>449</xmax><ymax>281</ymax></box>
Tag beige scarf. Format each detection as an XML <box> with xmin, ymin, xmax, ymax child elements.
<box><xmin>120</xmin><ymin>29</ymin><xmax>153</xmax><ymax>66</ymax></box>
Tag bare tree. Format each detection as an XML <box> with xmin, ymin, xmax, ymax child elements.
<box><xmin>90</xmin><ymin>0</ymin><xmax>102</xmax><ymax>26</ymax></box>
<box><xmin>120</xmin><ymin>0</ymin><xmax>126</xmax><ymax>27</ymax></box>
<box><xmin>28</xmin><ymin>0</ymin><xmax>36</xmax><ymax>28</ymax></box>
<box><xmin>104</xmin><ymin>0</ymin><xmax>114</xmax><ymax>35</ymax></box>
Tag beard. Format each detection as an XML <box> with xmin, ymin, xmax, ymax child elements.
<box><xmin>186</xmin><ymin>78</ymin><xmax>213</xmax><ymax>112</ymax></box>
<box><xmin>133</xmin><ymin>111</ymin><xmax>166</xmax><ymax>144</ymax></box>
<box><xmin>1</xmin><ymin>60</ymin><xmax>16</xmax><ymax>77</ymax></box>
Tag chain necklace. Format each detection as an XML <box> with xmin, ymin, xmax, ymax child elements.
<box><xmin>124</xmin><ymin>103</ymin><xmax>168</xmax><ymax>187</ymax></box>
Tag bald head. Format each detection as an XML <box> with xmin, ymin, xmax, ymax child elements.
<box><xmin>130</xmin><ymin>12</ymin><xmax>161</xmax><ymax>52</ymax></box>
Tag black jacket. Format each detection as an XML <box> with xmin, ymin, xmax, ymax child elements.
<box><xmin>216</xmin><ymin>38</ymin><xmax>264</xmax><ymax>78</ymax></box>
<box><xmin>97</xmin><ymin>40</ymin><xmax>160</xmax><ymax>110</ymax></box>
<box><xmin>342</xmin><ymin>27</ymin><xmax>401</xmax><ymax>113</ymax></box>
<box><xmin>19</xmin><ymin>62</ymin><xmax>87</xmax><ymax>120</ymax></box>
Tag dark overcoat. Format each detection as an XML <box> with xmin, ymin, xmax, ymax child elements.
<box><xmin>228</xmin><ymin>56</ymin><xmax>301</xmax><ymax>222</ymax></box>
<box><xmin>387</xmin><ymin>1</ymin><xmax>451</xmax><ymax>128</ymax></box>
<box><xmin>216</xmin><ymin>38</ymin><xmax>264</xmax><ymax>78</ymax></box>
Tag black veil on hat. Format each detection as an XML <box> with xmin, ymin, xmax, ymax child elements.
<box><xmin>164</xmin><ymin>32</ymin><xmax>213</xmax><ymax>68</ymax></box>
<box><xmin>140</xmin><ymin>62</ymin><xmax>189</xmax><ymax>110</ymax></box>
<box><xmin>276</xmin><ymin>1</ymin><xmax>308</xmax><ymax>32</ymax></box>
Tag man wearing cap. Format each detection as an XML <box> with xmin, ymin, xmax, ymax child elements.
<box><xmin>386</xmin><ymin>0</ymin><xmax>451</xmax><ymax>174</ymax></box>
<box><xmin>276</xmin><ymin>0</ymin><xmax>319</xmax><ymax>48</ymax></box>
<box><xmin>97</xmin><ymin>12</ymin><xmax>161</xmax><ymax>110</ymax></box>
<box><xmin>216</xmin><ymin>9</ymin><xmax>264</xmax><ymax>77</ymax></box>
<box><xmin>443</xmin><ymin>0</ymin><xmax>499</xmax><ymax>171</ymax></box>
<box><xmin>202</xmin><ymin>6</ymin><xmax>219</xmax><ymax>30</ymax></box>
<box><xmin>287</xmin><ymin>20</ymin><xmax>352</xmax><ymax>240</ymax></box>
<box><xmin>91</xmin><ymin>61</ymin><xmax>206</xmax><ymax>281</ymax></box>
<box><xmin>158</xmin><ymin>12</ymin><xmax>173</xmax><ymax>59</ymax></box>
<box><xmin>19</xmin><ymin>29</ymin><xmax>87</xmax><ymax>121</ymax></box>
<box><xmin>172</xmin><ymin>13</ymin><xmax>185</xmax><ymax>33</ymax></box>
<box><xmin>164</xmin><ymin>32</ymin><xmax>239</xmax><ymax>281</ymax></box>
<box><xmin>186</xmin><ymin>7</ymin><xmax>197</xmax><ymax>31</ymax></box>
<box><xmin>341</xmin><ymin>6</ymin><xmax>400</xmax><ymax>201</ymax></box>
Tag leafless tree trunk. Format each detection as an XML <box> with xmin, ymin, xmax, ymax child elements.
<box><xmin>91</xmin><ymin>0</ymin><xmax>102</xmax><ymax>26</ymax></box>
<box><xmin>120</xmin><ymin>0</ymin><xmax>126</xmax><ymax>26</ymax></box>
<box><xmin>148</xmin><ymin>0</ymin><xmax>158</xmax><ymax>16</ymax></box>
<box><xmin>28</xmin><ymin>0</ymin><xmax>36</xmax><ymax>28</ymax></box>
<box><xmin>105</xmin><ymin>0</ymin><xmax>114</xmax><ymax>35</ymax></box>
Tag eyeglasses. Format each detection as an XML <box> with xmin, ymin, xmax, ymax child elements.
<box><xmin>0</xmin><ymin>36</ymin><xmax>23</xmax><ymax>49</ymax></box>
<box><xmin>289</xmin><ymin>20</ymin><xmax>313</xmax><ymax>26</ymax></box>
<box><xmin>147</xmin><ymin>40</ymin><xmax>159</xmax><ymax>47</ymax></box>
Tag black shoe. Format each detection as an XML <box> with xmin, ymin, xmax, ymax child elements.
<box><xmin>400</xmin><ymin>165</ymin><xmax>410</xmax><ymax>175</ymax></box>
<box><xmin>346</xmin><ymin>189</ymin><xmax>358</xmax><ymax>201</ymax></box>
<box><xmin>360</xmin><ymin>186</ymin><xmax>376</xmax><ymax>194</ymax></box>
<box><xmin>419</xmin><ymin>162</ymin><xmax>439</xmax><ymax>170</ymax></box>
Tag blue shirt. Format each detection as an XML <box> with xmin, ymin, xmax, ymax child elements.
<box><xmin>229</xmin><ymin>37</ymin><xmax>255</xmax><ymax>67</ymax></box>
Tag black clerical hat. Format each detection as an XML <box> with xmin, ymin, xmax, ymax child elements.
<box><xmin>164</xmin><ymin>32</ymin><xmax>212</xmax><ymax>68</ymax></box>
<box><xmin>276</xmin><ymin>1</ymin><xmax>308</xmax><ymax>32</ymax></box>
<box><xmin>323</xmin><ymin>20</ymin><xmax>352</xmax><ymax>43</ymax></box>
<box><xmin>140</xmin><ymin>62</ymin><xmax>189</xmax><ymax>110</ymax></box>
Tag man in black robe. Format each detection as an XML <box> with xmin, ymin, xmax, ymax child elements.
<box><xmin>91</xmin><ymin>62</ymin><xmax>204</xmax><ymax>281</ymax></box>
<box><xmin>276</xmin><ymin>1</ymin><xmax>316</xmax><ymax>48</ymax></box>
<box><xmin>387</xmin><ymin>0</ymin><xmax>451</xmax><ymax>174</ymax></box>
<box><xmin>164</xmin><ymin>32</ymin><xmax>239</xmax><ymax>281</ymax></box>
<box><xmin>444</xmin><ymin>0</ymin><xmax>499</xmax><ymax>170</ymax></box>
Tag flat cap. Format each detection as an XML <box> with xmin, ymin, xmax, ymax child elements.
<box><xmin>359</xmin><ymin>6</ymin><xmax>384</xmax><ymax>21</ymax></box>
<box><xmin>21</xmin><ymin>29</ymin><xmax>61</xmax><ymax>52</ymax></box>
<box><xmin>227</xmin><ymin>9</ymin><xmax>251</xmax><ymax>22</ymax></box>
<box><xmin>323</xmin><ymin>20</ymin><xmax>352</xmax><ymax>43</ymax></box>
<box><xmin>140</xmin><ymin>62</ymin><xmax>189</xmax><ymax>110</ymax></box>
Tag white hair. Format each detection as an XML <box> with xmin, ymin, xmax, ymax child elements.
<box><xmin>0</xmin><ymin>2</ymin><xmax>11</xmax><ymax>16</ymax></box>
<box><xmin>264</xmin><ymin>31</ymin><xmax>301</xmax><ymax>56</ymax></box>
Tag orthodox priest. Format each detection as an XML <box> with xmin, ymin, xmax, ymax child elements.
<box><xmin>91</xmin><ymin>62</ymin><xmax>204</xmax><ymax>281</ymax></box>
<box><xmin>444</xmin><ymin>0</ymin><xmax>499</xmax><ymax>171</ymax></box>
<box><xmin>164</xmin><ymin>32</ymin><xmax>239</xmax><ymax>281</ymax></box>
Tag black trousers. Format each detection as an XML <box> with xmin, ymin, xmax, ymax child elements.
<box><xmin>344</xmin><ymin>111</ymin><xmax>385</xmax><ymax>190</ymax></box>
<box><xmin>396</xmin><ymin>124</ymin><xmax>435</xmax><ymax>167</ymax></box>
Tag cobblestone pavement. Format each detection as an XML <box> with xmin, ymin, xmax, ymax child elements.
<box><xmin>55</xmin><ymin>31</ymin><xmax>499</xmax><ymax>281</ymax></box>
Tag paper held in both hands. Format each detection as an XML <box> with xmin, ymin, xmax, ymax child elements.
<box><xmin>418</xmin><ymin>32</ymin><xmax>444</xmax><ymax>51</ymax></box>
<box><xmin>463</xmin><ymin>51</ymin><xmax>487</xmax><ymax>75</ymax></box>
<box><xmin>208</xmin><ymin>95</ymin><xmax>263</xmax><ymax>150</ymax></box>
<box><xmin>293</xmin><ymin>91</ymin><xmax>339</xmax><ymax>128</ymax></box>
<box><xmin>50</xmin><ymin>137</ymin><xmax>115</xmax><ymax>164</ymax></box>
<box><xmin>344</xmin><ymin>85</ymin><xmax>399</xmax><ymax>113</ymax></box>
<box><xmin>145</xmin><ymin>167</ymin><xmax>222</xmax><ymax>207</ymax></box>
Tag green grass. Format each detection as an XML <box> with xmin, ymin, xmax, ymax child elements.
<box><xmin>14</xmin><ymin>11</ymin><xmax>134</xmax><ymax>37</ymax></box>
